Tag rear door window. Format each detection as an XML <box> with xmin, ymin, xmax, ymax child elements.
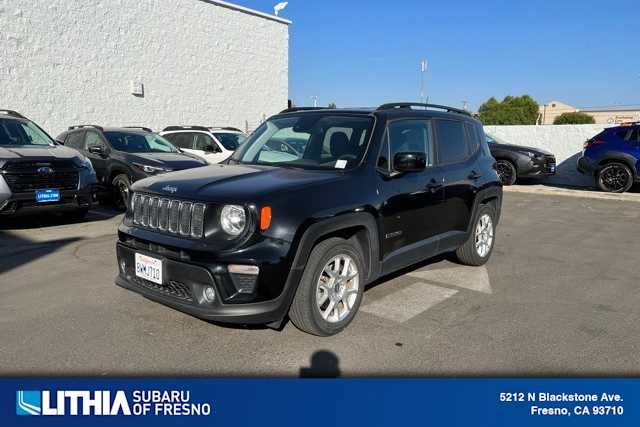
<box><xmin>164</xmin><ymin>133</ymin><xmax>195</xmax><ymax>150</ymax></box>
<box><xmin>435</xmin><ymin>120</ymin><xmax>468</xmax><ymax>164</ymax></box>
<box><xmin>464</xmin><ymin>122</ymin><xmax>480</xmax><ymax>155</ymax></box>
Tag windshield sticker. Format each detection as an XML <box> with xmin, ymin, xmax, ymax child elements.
<box><xmin>335</xmin><ymin>160</ymin><xmax>347</xmax><ymax>169</ymax></box>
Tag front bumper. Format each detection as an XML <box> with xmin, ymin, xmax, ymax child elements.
<box><xmin>0</xmin><ymin>186</ymin><xmax>92</xmax><ymax>215</ymax></box>
<box><xmin>518</xmin><ymin>155</ymin><xmax>556</xmax><ymax>178</ymax></box>
<box><xmin>115</xmin><ymin>236</ymin><xmax>300</xmax><ymax>325</ymax></box>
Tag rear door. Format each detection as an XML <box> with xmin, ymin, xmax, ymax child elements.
<box><xmin>434</xmin><ymin>119</ymin><xmax>476</xmax><ymax>238</ymax></box>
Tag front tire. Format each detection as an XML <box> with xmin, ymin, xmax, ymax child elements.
<box><xmin>455</xmin><ymin>204</ymin><xmax>496</xmax><ymax>266</ymax></box>
<box><xmin>112</xmin><ymin>174</ymin><xmax>131</xmax><ymax>211</ymax></box>
<box><xmin>597</xmin><ymin>162</ymin><xmax>633</xmax><ymax>193</ymax></box>
<box><xmin>496</xmin><ymin>160</ymin><xmax>517</xmax><ymax>186</ymax></box>
<box><xmin>289</xmin><ymin>238</ymin><xmax>365</xmax><ymax>336</ymax></box>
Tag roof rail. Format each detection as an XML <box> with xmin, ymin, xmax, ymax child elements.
<box><xmin>279</xmin><ymin>107</ymin><xmax>329</xmax><ymax>114</ymax></box>
<box><xmin>210</xmin><ymin>126</ymin><xmax>244</xmax><ymax>132</ymax></box>
<box><xmin>0</xmin><ymin>109</ymin><xmax>26</xmax><ymax>119</ymax></box>
<box><xmin>377</xmin><ymin>102</ymin><xmax>472</xmax><ymax>117</ymax></box>
<box><xmin>68</xmin><ymin>124</ymin><xmax>104</xmax><ymax>131</ymax></box>
<box><xmin>163</xmin><ymin>125</ymin><xmax>211</xmax><ymax>132</ymax></box>
<box><xmin>123</xmin><ymin>126</ymin><xmax>153</xmax><ymax>132</ymax></box>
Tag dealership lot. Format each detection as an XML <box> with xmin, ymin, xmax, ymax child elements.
<box><xmin>1</xmin><ymin>190</ymin><xmax>639</xmax><ymax>376</ymax></box>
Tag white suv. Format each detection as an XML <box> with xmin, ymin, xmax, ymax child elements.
<box><xmin>160</xmin><ymin>126</ymin><xmax>247</xmax><ymax>164</ymax></box>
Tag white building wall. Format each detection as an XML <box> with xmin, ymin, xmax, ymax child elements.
<box><xmin>0</xmin><ymin>0</ymin><xmax>289</xmax><ymax>136</ymax></box>
<box><xmin>484</xmin><ymin>125</ymin><xmax>611</xmax><ymax>187</ymax></box>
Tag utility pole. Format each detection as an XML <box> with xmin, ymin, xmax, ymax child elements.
<box><xmin>462</xmin><ymin>100</ymin><xmax>469</xmax><ymax>111</ymax></box>
<box><xmin>420</xmin><ymin>59</ymin><xmax>428</xmax><ymax>104</ymax></box>
<box><xmin>310</xmin><ymin>96</ymin><xmax>318</xmax><ymax>108</ymax></box>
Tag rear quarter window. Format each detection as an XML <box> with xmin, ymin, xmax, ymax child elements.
<box><xmin>435</xmin><ymin>119</ymin><xmax>468</xmax><ymax>164</ymax></box>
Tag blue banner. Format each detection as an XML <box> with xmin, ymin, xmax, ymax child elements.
<box><xmin>0</xmin><ymin>379</ymin><xmax>636</xmax><ymax>426</ymax></box>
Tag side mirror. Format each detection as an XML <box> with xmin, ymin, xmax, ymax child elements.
<box><xmin>393</xmin><ymin>152</ymin><xmax>427</xmax><ymax>173</ymax></box>
<box><xmin>88</xmin><ymin>145</ymin><xmax>105</xmax><ymax>155</ymax></box>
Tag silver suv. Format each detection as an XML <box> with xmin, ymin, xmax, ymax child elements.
<box><xmin>0</xmin><ymin>110</ymin><xmax>97</xmax><ymax>218</ymax></box>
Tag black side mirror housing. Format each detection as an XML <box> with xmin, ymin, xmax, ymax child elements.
<box><xmin>393</xmin><ymin>152</ymin><xmax>427</xmax><ymax>173</ymax></box>
<box><xmin>88</xmin><ymin>145</ymin><xmax>105</xmax><ymax>155</ymax></box>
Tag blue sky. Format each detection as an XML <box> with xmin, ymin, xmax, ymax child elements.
<box><xmin>235</xmin><ymin>0</ymin><xmax>640</xmax><ymax>111</ymax></box>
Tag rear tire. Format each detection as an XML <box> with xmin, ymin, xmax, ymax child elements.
<box><xmin>496</xmin><ymin>160</ymin><xmax>517</xmax><ymax>186</ymax></box>
<box><xmin>289</xmin><ymin>237</ymin><xmax>365</xmax><ymax>336</ymax></box>
<box><xmin>597</xmin><ymin>162</ymin><xmax>633</xmax><ymax>193</ymax></box>
<box><xmin>455</xmin><ymin>204</ymin><xmax>496</xmax><ymax>266</ymax></box>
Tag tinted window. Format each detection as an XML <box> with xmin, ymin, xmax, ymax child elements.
<box><xmin>65</xmin><ymin>131</ymin><xmax>84</xmax><ymax>149</ymax></box>
<box><xmin>616</xmin><ymin>129</ymin><xmax>631</xmax><ymax>140</ymax></box>
<box><xmin>213</xmin><ymin>132</ymin><xmax>247</xmax><ymax>151</ymax></box>
<box><xmin>164</xmin><ymin>133</ymin><xmax>194</xmax><ymax>150</ymax></box>
<box><xmin>194</xmin><ymin>133</ymin><xmax>220</xmax><ymax>152</ymax></box>
<box><xmin>388</xmin><ymin>120</ymin><xmax>434</xmax><ymax>168</ymax></box>
<box><xmin>84</xmin><ymin>131</ymin><xmax>103</xmax><ymax>149</ymax></box>
<box><xmin>104</xmin><ymin>132</ymin><xmax>179</xmax><ymax>153</ymax></box>
<box><xmin>435</xmin><ymin>120</ymin><xmax>467</xmax><ymax>164</ymax></box>
<box><xmin>629</xmin><ymin>128</ymin><xmax>640</xmax><ymax>143</ymax></box>
<box><xmin>0</xmin><ymin>118</ymin><xmax>54</xmax><ymax>146</ymax></box>
<box><xmin>465</xmin><ymin>122</ymin><xmax>480</xmax><ymax>154</ymax></box>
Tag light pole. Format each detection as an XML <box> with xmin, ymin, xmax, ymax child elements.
<box><xmin>420</xmin><ymin>59</ymin><xmax>428</xmax><ymax>104</ymax></box>
<box><xmin>310</xmin><ymin>96</ymin><xmax>318</xmax><ymax>108</ymax></box>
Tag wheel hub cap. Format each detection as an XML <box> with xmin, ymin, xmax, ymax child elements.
<box><xmin>475</xmin><ymin>214</ymin><xmax>494</xmax><ymax>258</ymax></box>
<box><xmin>316</xmin><ymin>254</ymin><xmax>359</xmax><ymax>323</ymax></box>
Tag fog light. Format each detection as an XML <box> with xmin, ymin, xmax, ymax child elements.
<box><xmin>203</xmin><ymin>286</ymin><xmax>216</xmax><ymax>303</ymax></box>
<box><xmin>119</xmin><ymin>259</ymin><xmax>127</xmax><ymax>274</ymax></box>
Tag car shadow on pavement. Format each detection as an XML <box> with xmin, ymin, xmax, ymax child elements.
<box><xmin>299</xmin><ymin>350</ymin><xmax>341</xmax><ymax>378</ymax></box>
<box><xmin>0</xmin><ymin>232</ymin><xmax>81</xmax><ymax>275</ymax></box>
<box><xmin>0</xmin><ymin>207</ymin><xmax>122</xmax><ymax>231</ymax></box>
<box><xmin>365</xmin><ymin>253</ymin><xmax>452</xmax><ymax>292</ymax></box>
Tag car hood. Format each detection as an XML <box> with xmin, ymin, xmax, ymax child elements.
<box><xmin>133</xmin><ymin>164</ymin><xmax>345</xmax><ymax>203</ymax></box>
<box><xmin>125</xmin><ymin>152</ymin><xmax>206</xmax><ymax>170</ymax></box>
<box><xmin>491</xmin><ymin>143</ymin><xmax>553</xmax><ymax>156</ymax></box>
<box><xmin>0</xmin><ymin>144</ymin><xmax>83</xmax><ymax>166</ymax></box>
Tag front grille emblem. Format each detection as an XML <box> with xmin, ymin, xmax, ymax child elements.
<box><xmin>37</xmin><ymin>166</ymin><xmax>54</xmax><ymax>175</ymax></box>
<box><xmin>162</xmin><ymin>185</ymin><xmax>178</xmax><ymax>194</ymax></box>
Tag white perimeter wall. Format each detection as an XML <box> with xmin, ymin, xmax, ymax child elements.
<box><xmin>484</xmin><ymin>125</ymin><xmax>611</xmax><ymax>187</ymax></box>
<box><xmin>0</xmin><ymin>0</ymin><xmax>289</xmax><ymax>136</ymax></box>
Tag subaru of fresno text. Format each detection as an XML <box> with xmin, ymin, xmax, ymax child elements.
<box><xmin>57</xmin><ymin>126</ymin><xmax>207</xmax><ymax>210</ymax></box>
<box><xmin>0</xmin><ymin>110</ymin><xmax>96</xmax><ymax>218</ymax></box>
<box><xmin>115</xmin><ymin>103</ymin><xmax>503</xmax><ymax>336</ymax></box>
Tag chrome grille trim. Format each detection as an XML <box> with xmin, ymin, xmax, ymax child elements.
<box><xmin>131</xmin><ymin>193</ymin><xmax>206</xmax><ymax>238</ymax></box>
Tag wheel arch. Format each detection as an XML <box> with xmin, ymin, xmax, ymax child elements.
<box><xmin>597</xmin><ymin>156</ymin><xmax>637</xmax><ymax>179</ymax></box>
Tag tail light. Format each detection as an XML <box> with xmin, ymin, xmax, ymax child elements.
<box><xmin>584</xmin><ymin>139</ymin><xmax>604</xmax><ymax>149</ymax></box>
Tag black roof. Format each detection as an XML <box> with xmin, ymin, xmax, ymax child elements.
<box><xmin>277</xmin><ymin>103</ymin><xmax>474</xmax><ymax>119</ymax></box>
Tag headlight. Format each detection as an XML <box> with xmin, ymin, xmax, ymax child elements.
<box><xmin>220</xmin><ymin>205</ymin><xmax>246</xmax><ymax>236</ymax></box>
<box><xmin>132</xmin><ymin>163</ymin><xmax>170</xmax><ymax>174</ymax></box>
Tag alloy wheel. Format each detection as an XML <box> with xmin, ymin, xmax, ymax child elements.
<box><xmin>599</xmin><ymin>165</ymin><xmax>631</xmax><ymax>193</ymax></box>
<box><xmin>496</xmin><ymin>161</ymin><xmax>515</xmax><ymax>185</ymax></box>
<box><xmin>316</xmin><ymin>254</ymin><xmax>360</xmax><ymax>323</ymax></box>
<box><xmin>475</xmin><ymin>214</ymin><xmax>494</xmax><ymax>258</ymax></box>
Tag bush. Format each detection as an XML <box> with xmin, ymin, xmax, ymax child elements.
<box><xmin>553</xmin><ymin>112</ymin><xmax>595</xmax><ymax>125</ymax></box>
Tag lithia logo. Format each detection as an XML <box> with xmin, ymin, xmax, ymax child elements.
<box><xmin>16</xmin><ymin>390</ymin><xmax>212</xmax><ymax>416</ymax></box>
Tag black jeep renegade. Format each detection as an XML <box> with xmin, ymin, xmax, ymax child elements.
<box><xmin>115</xmin><ymin>103</ymin><xmax>503</xmax><ymax>336</ymax></box>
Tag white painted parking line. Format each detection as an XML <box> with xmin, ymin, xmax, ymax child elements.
<box><xmin>361</xmin><ymin>282</ymin><xmax>458</xmax><ymax>323</ymax></box>
<box><xmin>407</xmin><ymin>266</ymin><xmax>492</xmax><ymax>294</ymax></box>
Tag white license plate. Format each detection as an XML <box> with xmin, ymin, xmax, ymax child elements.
<box><xmin>135</xmin><ymin>253</ymin><xmax>163</xmax><ymax>285</ymax></box>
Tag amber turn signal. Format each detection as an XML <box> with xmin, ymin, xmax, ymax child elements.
<box><xmin>260</xmin><ymin>206</ymin><xmax>272</xmax><ymax>231</ymax></box>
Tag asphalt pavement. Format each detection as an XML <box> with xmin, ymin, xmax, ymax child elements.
<box><xmin>1</xmin><ymin>191</ymin><xmax>639</xmax><ymax>376</ymax></box>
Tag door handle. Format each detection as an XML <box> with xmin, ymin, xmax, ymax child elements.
<box><xmin>468</xmin><ymin>170</ymin><xmax>482</xmax><ymax>180</ymax></box>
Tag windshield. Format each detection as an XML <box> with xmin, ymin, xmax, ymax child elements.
<box><xmin>0</xmin><ymin>118</ymin><xmax>55</xmax><ymax>146</ymax></box>
<box><xmin>104</xmin><ymin>132</ymin><xmax>180</xmax><ymax>153</ymax></box>
<box><xmin>231</xmin><ymin>114</ymin><xmax>374</xmax><ymax>170</ymax></box>
<box><xmin>213</xmin><ymin>132</ymin><xmax>247</xmax><ymax>151</ymax></box>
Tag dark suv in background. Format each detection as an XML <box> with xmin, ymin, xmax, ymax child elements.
<box><xmin>57</xmin><ymin>126</ymin><xmax>207</xmax><ymax>209</ymax></box>
<box><xmin>115</xmin><ymin>103</ymin><xmax>502</xmax><ymax>336</ymax></box>
<box><xmin>578</xmin><ymin>123</ymin><xmax>640</xmax><ymax>193</ymax></box>
<box><xmin>0</xmin><ymin>110</ymin><xmax>96</xmax><ymax>218</ymax></box>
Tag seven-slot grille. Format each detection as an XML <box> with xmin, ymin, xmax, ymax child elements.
<box><xmin>132</xmin><ymin>193</ymin><xmax>205</xmax><ymax>238</ymax></box>
<box><xmin>2</xmin><ymin>161</ymin><xmax>79</xmax><ymax>192</ymax></box>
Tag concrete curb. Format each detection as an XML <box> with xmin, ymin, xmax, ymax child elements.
<box><xmin>504</xmin><ymin>185</ymin><xmax>640</xmax><ymax>203</ymax></box>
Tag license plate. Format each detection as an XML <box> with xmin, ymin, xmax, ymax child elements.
<box><xmin>135</xmin><ymin>253</ymin><xmax>163</xmax><ymax>285</ymax></box>
<box><xmin>36</xmin><ymin>189</ymin><xmax>60</xmax><ymax>203</ymax></box>
<box><xmin>550</xmin><ymin>165</ymin><xmax>556</xmax><ymax>173</ymax></box>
